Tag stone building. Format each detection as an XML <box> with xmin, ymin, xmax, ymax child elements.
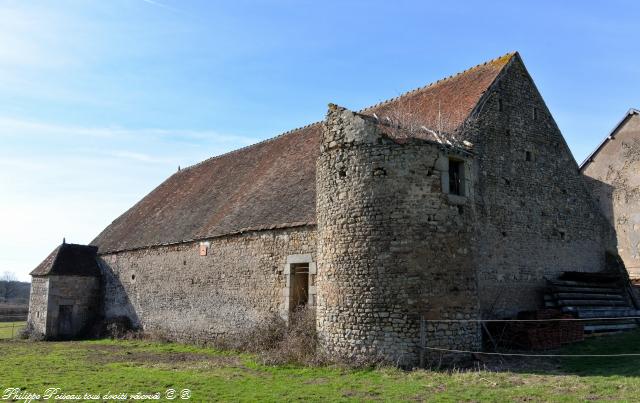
<box><xmin>28</xmin><ymin>52</ymin><xmax>613</xmax><ymax>365</ymax></box>
<box><xmin>580</xmin><ymin>109</ymin><xmax>640</xmax><ymax>282</ymax></box>
<box><xmin>28</xmin><ymin>242</ymin><xmax>101</xmax><ymax>338</ymax></box>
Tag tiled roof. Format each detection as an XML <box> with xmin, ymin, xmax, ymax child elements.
<box><xmin>92</xmin><ymin>52</ymin><xmax>516</xmax><ymax>253</ymax></box>
<box><xmin>30</xmin><ymin>243</ymin><xmax>100</xmax><ymax>277</ymax></box>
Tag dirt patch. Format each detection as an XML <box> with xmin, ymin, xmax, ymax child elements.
<box><xmin>85</xmin><ymin>346</ymin><xmax>242</xmax><ymax>368</ymax></box>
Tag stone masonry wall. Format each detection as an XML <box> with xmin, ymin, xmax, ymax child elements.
<box><xmin>468</xmin><ymin>56</ymin><xmax>611</xmax><ymax>317</ymax></box>
<box><xmin>27</xmin><ymin>276</ymin><xmax>48</xmax><ymax>335</ymax></box>
<box><xmin>46</xmin><ymin>275</ymin><xmax>100</xmax><ymax>338</ymax></box>
<box><xmin>316</xmin><ymin>105</ymin><xmax>480</xmax><ymax>366</ymax></box>
<box><xmin>582</xmin><ymin>113</ymin><xmax>640</xmax><ymax>281</ymax></box>
<box><xmin>98</xmin><ymin>226</ymin><xmax>316</xmax><ymax>343</ymax></box>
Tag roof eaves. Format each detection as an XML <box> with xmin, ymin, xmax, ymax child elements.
<box><xmin>96</xmin><ymin>221</ymin><xmax>317</xmax><ymax>256</ymax></box>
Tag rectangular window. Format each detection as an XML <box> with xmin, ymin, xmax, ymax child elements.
<box><xmin>448</xmin><ymin>159</ymin><xmax>464</xmax><ymax>196</ymax></box>
<box><xmin>525</xmin><ymin>151</ymin><xmax>533</xmax><ymax>161</ymax></box>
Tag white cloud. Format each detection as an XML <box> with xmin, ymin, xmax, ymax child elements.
<box><xmin>0</xmin><ymin>3</ymin><xmax>80</xmax><ymax>69</ymax></box>
<box><xmin>0</xmin><ymin>115</ymin><xmax>260</xmax><ymax>282</ymax></box>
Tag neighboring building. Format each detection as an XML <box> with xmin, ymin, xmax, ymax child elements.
<box><xmin>28</xmin><ymin>52</ymin><xmax>612</xmax><ymax>365</ymax></box>
<box><xmin>580</xmin><ymin>109</ymin><xmax>640</xmax><ymax>282</ymax></box>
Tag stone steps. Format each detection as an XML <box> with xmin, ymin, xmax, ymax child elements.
<box><xmin>544</xmin><ymin>272</ymin><xmax>639</xmax><ymax>335</ymax></box>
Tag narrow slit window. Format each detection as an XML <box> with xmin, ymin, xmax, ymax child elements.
<box><xmin>448</xmin><ymin>159</ymin><xmax>464</xmax><ymax>196</ymax></box>
<box><xmin>525</xmin><ymin>151</ymin><xmax>533</xmax><ymax>161</ymax></box>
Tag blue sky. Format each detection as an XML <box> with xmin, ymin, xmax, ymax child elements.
<box><xmin>1</xmin><ymin>0</ymin><xmax>639</xmax><ymax>281</ymax></box>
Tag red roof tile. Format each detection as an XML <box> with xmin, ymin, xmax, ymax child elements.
<box><xmin>92</xmin><ymin>53</ymin><xmax>515</xmax><ymax>253</ymax></box>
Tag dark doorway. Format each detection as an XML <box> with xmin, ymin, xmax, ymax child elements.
<box><xmin>290</xmin><ymin>263</ymin><xmax>309</xmax><ymax>311</ymax></box>
<box><xmin>58</xmin><ymin>305</ymin><xmax>73</xmax><ymax>338</ymax></box>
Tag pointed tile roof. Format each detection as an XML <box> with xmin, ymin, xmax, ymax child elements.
<box><xmin>30</xmin><ymin>243</ymin><xmax>100</xmax><ymax>277</ymax></box>
<box><xmin>92</xmin><ymin>52</ymin><xmax>516</xmax><ymax>253</ymax></box>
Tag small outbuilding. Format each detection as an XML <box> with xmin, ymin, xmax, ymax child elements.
<box><xmin>28</xmin><ymin>242</ymin><xmax>101</xmax><ymax>339</ymax></box>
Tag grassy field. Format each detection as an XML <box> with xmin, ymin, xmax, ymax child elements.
<box><xmin>0</xmin><ymin>321</ymin><xmax>24</xmax><ymax>339</ymax></box>
<box><xmin>0</xmin><ymin>331</ymin><xmax>639</xmax><ymax>402</ymax></box>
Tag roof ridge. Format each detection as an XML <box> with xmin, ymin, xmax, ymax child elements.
<box><xmin>178</xmin><ymin>51</ymin><xmax>516</xmax><ymax>174</ymax></box>
<box><xmin>358</xmin><ymin>51</ymin><xmax>517</xmax><ymax>114</ymax></box>
<box><xmin>179</xmin><ymin>121</ymin><xmax>322</xmax><ymax>173</ymax></box>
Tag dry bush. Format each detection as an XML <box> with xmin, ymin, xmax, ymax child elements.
<box><xmin>240</xmin><ymin>312</ymin><xmax>287</xmax><ymax>353</ymax></box>
<box><xmin>17</xmin><ymin>322</ymin><xmax>44</xmax><ymax>341</ymax></box>
<box><xmin>230</xmin><ymin>307</ymin><xmax>323</xmax><ymax>366</ymax></box>
<box><xmin>258</xmin><ymin>307</ymin><xmax>322</xmax><ymax>366</ymax></box>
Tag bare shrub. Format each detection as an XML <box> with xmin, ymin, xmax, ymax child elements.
<box><xmin>229</xmin><ymin>307</ymin><xmax>323</xmax><ymax>366</ymax></box>
<box><xmin>17</xmin><ymin>322</ymin><xmax>44</xmax><ymax>341</ymax></box>
<box><xmin>240</xmin><ymin>312</ymin><xmax>287</xmax><ymax>353</ymax></box>
<box><xmin>258</xmin><ymin>307</ymin><xmax>321</xmax><ymax>366</ymax></box>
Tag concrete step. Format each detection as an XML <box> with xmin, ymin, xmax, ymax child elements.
<box><xmin>584</xmin><ymin>323</ymin><xmax>638</xmax><ymax>333</ymax></box>
<box><xmin>562</xmin><ymin>307</ymin><xmax>640</xmax><ymax>318</ymax></box>
<box><xmin>551</xmin><ymin>286</ymin><xmax>623</xmax><ymax>294</ymax></box>
<box><xmin>557</xmin><ymin>300</ymin><xmax>629</xmax><ymax>307</ymax></box>
<box><xmin>553</xmin><ymin>292</ymin><xmax>625</xmax><ymax>300</ymax></box>
<box><xmin>549</xmin><ymin>280</ymin><xmax>619</xmax><ymax>289</ymax></box>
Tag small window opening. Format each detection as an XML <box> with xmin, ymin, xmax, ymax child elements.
<box><xmin>498</xmin><ymin>98</ymin><xmax>503</xmax><ymax>112</ymax></box>
<box><xmin>448</xmin><ymin>159</ymin><xmax>464</xmax><ymax>196</ymax></box>
<box><xmin>525</xmin><ymin>151</ymin><xmax>533</xmax><ymax>162</ymax></box>
<box><xmin>338</xmin><ymin>169</ymin><xmax>346</xmax><ymax>178</ymax></box>
<box><xmin>533</xmin><ymin>107</ymin><xmax>538</xmax><ymax>120</ymax></box>
<box><xmin>290</xmin><ymin>263</ymin><xmax>309</xmax><ymax>311</ymax></box>
<box><xmin>457</xmin><ymin>205</ymin><xmax>464</xmax><ymax>215</ymax></box>
<box><xmin>373</xmin><ymin>167</ymin><xmax>386</xmax><ymax>176</ymax></box>
<box><xmin>506</xmin><ymin>129</ymin><xmax>511</xmax><ymax>136</ymax></box>
<box><xmin>560</xmin><ymin>231</ymin><xmax>566</xmax><ymax>240</ymax></box>
<box><xmin>131</xmin><ymin>274</ymin><xmax>136</xmax><ymax>281</ymax></box>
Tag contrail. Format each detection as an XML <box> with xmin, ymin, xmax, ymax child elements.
<box><xmin>139</xmin><ymin>0</ymin><xmax>179</xmax><ymax>13</ymax></box>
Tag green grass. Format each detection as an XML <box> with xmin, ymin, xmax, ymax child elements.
<box><xmin>0</xmin><ymin>321</ymin><xmax>24</xmax><ymax>339</ymax></box>
<box><xmin>0</xmin><ymin>331</ymin><xmax>639</xmax><ymax>402</ymax></box>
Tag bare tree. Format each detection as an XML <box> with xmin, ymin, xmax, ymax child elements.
<box><xmin>0</xmin><ymin>271</ymin><xmax>18</xmax><ymax>303</ymax></box>
<box><xmin>370</xmin><ymin>96</ymin><xmax>478</xmax><ymax>149</ymax></box>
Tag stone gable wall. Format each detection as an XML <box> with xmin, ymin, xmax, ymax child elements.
<box><xmin>581</xmin><ymin>113</ymin><xmax>640</xmax><ymax>280</ymax></box>
<box><xmin>98</xmin><ymin>227</ymin><xmax>316</xmax><ymax>343</ymax></box>
<box><xmin>469</xmin><ymin>58</ymin><xmax>611</xmax><ymax>317</ymax></box>
<box><xmin>316</xmin><ymin>106</ymin><xmax>480</xmax><ymax>366</ymax></box>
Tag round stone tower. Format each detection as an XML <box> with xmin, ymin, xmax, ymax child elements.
<box><xmin>315</xmin><ymin>104</ymin><xmax>480</xmax><ymax>366</ymax></box>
